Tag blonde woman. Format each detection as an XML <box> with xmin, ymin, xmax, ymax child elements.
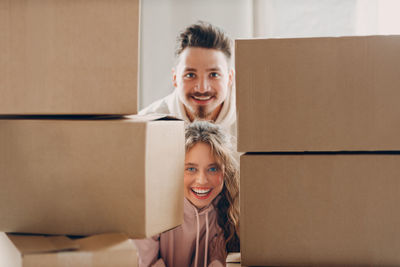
<box><xmin>135</xmin><ymin>121</ymin><xmax>240</xmax><ymax>267</ymax></box>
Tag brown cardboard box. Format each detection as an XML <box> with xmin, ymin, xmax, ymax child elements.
<box><xmin>241</xmin><ymin>153</ymin><xmax>400</xmax><ymax>266</ymax></box>
<box><xmin>0</xmin><ymin>0</ymin><xmax>139</xmax><ymax>115</ymax></box>
<box><xmin>236</xmin><ymin>35</ymin><xmax>400</xmax><ymax>152</ymax></box>
<box><xmin>0</xmin><ymin>233</ymin><xmax>138</xmax><ymax>266</ymax></box>
<box><xmin>0</xmin><ymin>115</ymin><xmax>184</xmax><ymax>238</ymax></box>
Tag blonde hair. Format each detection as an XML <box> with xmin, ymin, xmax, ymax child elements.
<box><xmin>185</xmin><ymin>121</ymin><xmax>240</xmax><ymax>252</ymax></box>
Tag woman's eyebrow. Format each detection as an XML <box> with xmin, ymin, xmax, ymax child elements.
<box><xmin>208</xmin><ymin>163</ymin><xmax>219</xmax><ymax>167</ymax></box>
<box><xmin>185</xmin><ymin>162</ymin><xmax>198</xmax><ymax>166</ymax></box>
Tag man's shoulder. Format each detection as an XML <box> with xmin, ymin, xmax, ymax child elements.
<box><xmin>139</xmin><ymin>93</ymin><xmax>174</xmax><ymax>116</ymax></box>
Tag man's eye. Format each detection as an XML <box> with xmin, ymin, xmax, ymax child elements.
<box><xmin>184</xmin><ymin>73</ymin><xmax>195</xmax><ymax>78</ymax></box>
<box><xmin>210</xmin><ymin>72</ymin><xmax>220</xmax><ymax>78</ymax></box>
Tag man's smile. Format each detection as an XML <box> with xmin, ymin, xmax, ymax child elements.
<box><xmin>193</xmin><ymin>95</ymin><xmax>212</xmax><ymax>101</ymax></box>
<box><xmin>190</xmin><ymin>94</ymin><xmax>215</xmax><ymax>105</ymax></box>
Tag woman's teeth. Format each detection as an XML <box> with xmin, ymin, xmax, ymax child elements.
<box><xmin>192</xmin><ymin>188</ymin><xmax>211</xmax><ymax>196</ymax></box>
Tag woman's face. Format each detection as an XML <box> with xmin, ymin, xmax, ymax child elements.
<box><xmin>184</xmin><ymin>142</ymin><xmax>224</xmax><ymax>209</ymax></box>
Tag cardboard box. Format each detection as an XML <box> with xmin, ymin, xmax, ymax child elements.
<box><xmin>241</xmin><ymin>154</ymin><xmax>400</xmax><ymax>266</ymax></box>
<box><xmin>236</xmin><ymin>35</ymin><xmax>400</xmax><ymax>152</ymax></box>
<box><xmin>0</xmin><ymin>233</ymin><xmax>138</xmax><ymax>266</ymax></box>
<box><xmin>0</xmin><ymin>0</ymin><xmax>139</xmax><ymax>115</ymax></box>
<box><xmin>0</xmin><ymin>115</ymin><xmax>184</xmax><ymax>238</ymax></box>
<box><xmin>226</xmin><ymin>253</ymin><xmax>241</xmax><ymax>267</ymax></box>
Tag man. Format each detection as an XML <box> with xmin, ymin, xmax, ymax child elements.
<box><xmin>139</xmin><ymin>22</ymin><xmax>236</xmax><ymax>137</ymax></box>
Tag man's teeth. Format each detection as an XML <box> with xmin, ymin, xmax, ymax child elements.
<box><xmin>193</xmin><ymin>96</ymin><xmax>212</xmax><ymax>100</ymax></box>
<box><xmin>192</xmin><ymin>188</ymin><xmax>211</xmax><ymax>195</ymax></box>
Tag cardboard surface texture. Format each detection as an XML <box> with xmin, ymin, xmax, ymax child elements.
<box><xmin>0</xmin><ymin>116</ymin><xmax>184</xmax><ymax>238</ymax></box>
<box><xmin>0</xmin><ymin>0</ymin><xmax>139</xmax><ymax>115</ymax></box>
<box><xmin>236</xmin><ymin>35</ymin><xmax>400</xmax><ymax>152</ymax></box>
<box><xmin>0</xmin><ymin>233</ymin><xmax>138</xmax><ymax>267</ymax></box>
<box><xmin>240</xmin><ymin>154</ymin><xmax>400</xmax><ymax>266</ymax></box>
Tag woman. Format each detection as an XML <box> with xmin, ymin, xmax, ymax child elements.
<box><xmin>135</xmin><ymin>121</ymin><xmax>240</xmax><ymax>267</ymax></box>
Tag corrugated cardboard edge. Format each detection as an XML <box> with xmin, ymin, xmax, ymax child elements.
<box><xmin>75</xmin><ymin>233</ymin><xmax>134</xmax><ymax>251</ymax></box>
<box><xmin>226</xmin><ymin>252</ymin><xmax>241</xmax><ymax>263</ymax></box>
<box><xmin>2</xmin><ymin>233</ymin><xmax>138</xmax><ymax>267</ymax></box>
<box><xmin>7</xmin><ymin>234</ymin><xmax>79</xmax><ymax>254</ymax></box>
<box><xmin>235</xmin><ymin>34</ymin><xmax>398</xmax><ymax>42</ymax></box>
<box><xmin>0</xmin><ymin>114</ymin><xmax>182</xmax><ymax>122</ymax></box>
<box><xmin>144</xmin><ymin>120</ymin><xmax>185</xmax><ymax>237</ymax></box>
<box><xmin>0</xmin><ymin>232</ymin><xmax>22</xmax><ymax>267</ymax></box>
<box><xmin>125</xmin><ymin>114</ymin><xmax>182</xmax><ymax>122</ymax></box>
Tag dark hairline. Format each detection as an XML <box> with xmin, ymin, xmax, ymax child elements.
<box><xmin>175</xmin><ymin>21</ymin><xmax>233</xmax><ymax>60</ymax></box>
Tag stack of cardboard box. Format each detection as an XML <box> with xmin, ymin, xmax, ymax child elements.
<box><xmin>236</xmin><ymin>35</ymin><xmax>400</xmax><ymax>266</ymax></box>
<box><xmin>0</xmin><ymin>0</ymin><xmax>185</xmax><ymax>265</ymax></box>
<box><xmin>0</xmin><ymin>233</ymin><xmax>139</xmax><ymax>266</ymax></box>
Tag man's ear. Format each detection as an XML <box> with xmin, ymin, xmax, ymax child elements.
<box><xmin>172</xmin><ymin>68</ymin><xmax>177</xmax><ymax>88</ymax></box>
<box><xmin>228</xmin><ymin>68</ymin><xmax>235</xmax><ymax>87</ymax></box>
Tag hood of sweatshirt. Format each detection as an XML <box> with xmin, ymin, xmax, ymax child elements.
<box><xmin>185</xmin><ymin>197</ymin><xmax>218</xmax><ymax>267</ymax></box>
<box><xmin>158</xmin><ymin>196</ymin><xmax>224</xmax><ymax>267</ymax></box>
<box><xmin>170</xmin><ymin>85</ymin><xmax>236</xmax><ymax>132</ymax></box>
<box><xmin>139</xmin><ymin>85</ymin><xmax>237</xmax><ymax>139</ymax></box>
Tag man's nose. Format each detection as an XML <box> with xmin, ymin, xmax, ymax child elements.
<box><xmin>195</xmin><ymin>77</ymin><xmax>211</xmax><ymax>93</ymax></box>
<box><xmin>195</xmin><ymin>171</ymin><xmax>208</xmax><ymax>184</ymax></box>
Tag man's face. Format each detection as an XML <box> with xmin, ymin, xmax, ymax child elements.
<box><xmin>173</xmin><ymin>47</ymin><xmax>233</xmax><ymax>121</ymax></box>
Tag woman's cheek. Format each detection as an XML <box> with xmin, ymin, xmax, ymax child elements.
<box><xmin>183</xmin><ymin>175</ymin><xmax>192</xmax><ymax>193</ymax></box>
<box><xmin>218</xmin><ymin>174</ymin><xmax>223</xmax><ymax>185</ymax></box>
<box><xmin>216</xmin><ymin>174</ymin><xmax>224</xmax><ymax>193</ymax></box>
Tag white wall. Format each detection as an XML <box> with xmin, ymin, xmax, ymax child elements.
<box><xmin>356</xmin><ymin>0</ymin><xmax>400</xmax><ymax>35</ymax></box>
<box><xmin>139</xmin><ymin>0</ymin><xmax>400</xmax><ymax>110</ymax></box>
<box><xmin>139</xmin><ymin>0</ymin><xmax>253</xmax><ymax>109</ymax></box>
<box><xmin>253</xmin><ymin>0</ymin><xmax>358</xmax><ymax>38</ymax></box>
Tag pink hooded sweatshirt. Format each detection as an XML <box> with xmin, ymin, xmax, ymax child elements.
<box><xmin>134</xmin><ymin>197</ymin><xmax>226</xmax><ymax>267</ymax></box>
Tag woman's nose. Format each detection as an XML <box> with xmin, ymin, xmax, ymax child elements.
<box><xmin>195</xmin><ymin>171</ymin><xmax>208</xmax><ymax>184</ymax></box>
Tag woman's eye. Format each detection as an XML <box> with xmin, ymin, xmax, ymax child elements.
<box><xmin>186</xmin><ymin>167</ymin><xmax>196</xmax><ymax>172</ymax></box>
<box><xmin>210</xmin><ymin>72</ymin><xmax>220</xmax><ymax>78</ymax></box>
<box><xmin>184</xmin><ymin>73</ymin><xmax>195</xmax><ymax>78</ymax></box>
<box><xmin>208</xmin><ymin>167</ymin><xmax>218</xmax><ymax>172</ymax></box>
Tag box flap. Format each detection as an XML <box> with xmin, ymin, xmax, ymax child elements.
<box><xmin>75</xmin><ymin>233</ymin><xmax>134</xmax><ymax>252</ymax></box>
<box><xmin>226</xmin><ymin>252</ymin><xmax>241</xmax><ymax>263</ymax></box>
<box><xmin>7</xmin><ymin>234</ymin><xmax>79</xmax><ymax>254</ymax></box>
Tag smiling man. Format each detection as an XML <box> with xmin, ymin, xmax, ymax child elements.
<box><xmin>139</xmin><ymin>22</ymin><xmax>236</xmax><ymax>137</ymax></box>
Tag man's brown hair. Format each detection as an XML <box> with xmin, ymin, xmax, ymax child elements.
<box><xmin>176</xmin><ymin>21</ymin><xmax>233</xmax><ymax>60</ymax></box>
